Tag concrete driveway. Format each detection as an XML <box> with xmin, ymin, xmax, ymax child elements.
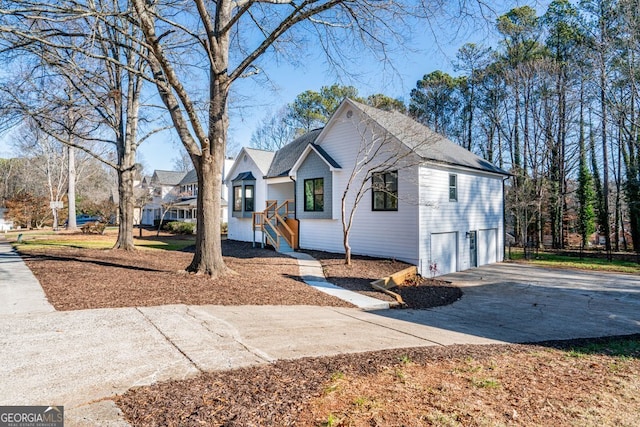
<box><xmin>1</xmin><ymin>255</ymin><xmax>639</xmax><ymax>425</ymax></box>
<box><xmin>378</xmin><ymin>262</ymin><xmax>640</xmax><ymax>343</ymax></box>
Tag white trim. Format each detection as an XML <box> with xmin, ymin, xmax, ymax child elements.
<box><xmin>264</xmin><ymin>176</ymin><xmax>292</xmax><ymax>184</ymax></box>
<box><xmin>421</xmin><ymin>160</ymin><xmax>510</xmax><ymax>179</ymax></box>
<box><xmin>290</xmin><ymin>144</ymin><xmax>342</xmax><ymax>177</ymax></box>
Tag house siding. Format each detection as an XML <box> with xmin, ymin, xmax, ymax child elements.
<box><xmin>267</xmin><ymin>182</ymin><xmax>294</xmax><ymax>205</ymax></box>
<box><xmin>227</xmin><ymin>154</ymin><xmax>268</xmax><ymax>243</ymax></box>
<box><xmin>296</xmin><ymin>151</ymin><xmax>332</xmax><ymax>220</ymax></box>
<box><xmin>418</xmin><ymin>164</ymin><xmax>504</xmax><ymax>277</ymax></box>
<box><xmin>299</xmin><ymin>116</ymin><xmax>420</xmax><ymax>265</ymax></box>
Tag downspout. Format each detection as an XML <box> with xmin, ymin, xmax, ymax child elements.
<box><xmin>503</xmin><ymin>175</ymin><xmax>510</xmax><ymax>261</ymax></box>
<box><xmin>290</xmin><ymin>175</ymin><xmax>299</xmax><ymax>250</ymax></box>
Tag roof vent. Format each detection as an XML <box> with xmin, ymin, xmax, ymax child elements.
<box><xmin>346</xmin><ymin>110</ymin><xmax>353</xmax><ymax>118</ymax></box>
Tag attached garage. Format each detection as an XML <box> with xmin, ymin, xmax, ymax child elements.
<box><xmin>478</xmin><ymin>228</ymin><xmax>498</xmax><ymax>266</ymax></box>
<box><xmin>429</xmin><ymin>232</ymin><xmax>458</xmax><ymax>276</ymax></box>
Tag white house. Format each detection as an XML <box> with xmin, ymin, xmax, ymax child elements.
<box><xmin>227</xmin><ymin>98</ymin><xmax>509</xmax><ymax>277</ymax></box>
<box><xmin>0</xmin><ymin>208</ymin><xmax>13</xmax><ymax>231</ymax></box>
<box><xmin>141</xmin><ymin>170</ymin><xmax>187</xmax><ymax>226</ymax></box>
<box><xmin>141</xmin><ymin>159</ymin><xmax>235</xmax><ymax>226</ymax></box>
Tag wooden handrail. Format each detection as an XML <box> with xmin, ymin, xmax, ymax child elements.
<box><xmin>274</xmin><ymin>212</ymin><xmax>296</xmax><ymax>248</ymax></box>
<box><xmin>276</xmin><ymin>199</ymin><xmax>295</xmax><ymax>218</ymax></box>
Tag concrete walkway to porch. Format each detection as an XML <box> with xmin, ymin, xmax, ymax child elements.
<box><xmin>286</xmin><ymin>252</ymin><xmax>391</xmax><ymax>311</ymax></box>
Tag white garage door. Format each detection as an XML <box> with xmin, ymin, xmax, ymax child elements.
<box><xmin>478</xmin><ymin>228</ymin><xmax>498</xmax><ymax>266</ymax></box>
<box><xmin>430</xmin><ymin>232</ymin><xmax>458</xmax><ymax>276</ymax></box>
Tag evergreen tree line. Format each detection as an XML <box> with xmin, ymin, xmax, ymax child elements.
<box><xmin>411</xmin><ymin>0</ymin><xmax>640</xmax><ymax>253</ymax></box>
<box><xmin>255</xmin><ymin>1</ymin><xmax>639</xmax><ymax>253</ymax></box>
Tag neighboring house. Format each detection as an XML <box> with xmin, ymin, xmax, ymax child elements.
<box><xmin>0</xmin><ymin>208</ymin><xmax>13</xmax><ymax>231</ymax></box>
<box><xmin>226</xmin><ymin>98</ymin><xmax>509</xmax><ymax>277</ymax></box>
<box><xmin>141</xmin><ymin>170</ymin><xmax>187</xmax><ymax>226</ymax></box>
<box><xmin>141</xmin><ymin>159</ymin><xmax>234</xmax><ymax>226</ymax></box>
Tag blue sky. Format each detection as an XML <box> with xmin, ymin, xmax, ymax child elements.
<box><xmin>1</xmin><ymin>1</ymin><xmax>542</xmax><ymax>173</ymax></box>
<box><xmin>138</xmin><ymin>13</ymin><xmax>493</xmax><ymax>172</ymax></box>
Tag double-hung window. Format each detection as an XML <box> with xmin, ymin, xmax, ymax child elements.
<box><xmin>372</xmin><ymin>171</ymin><xmax>398</xmax><ymax>211</ymax></box>
<box><xmin>244</xmin><ymin>185</ymin><xmax>254</xmax><ymax>212</ymax></box>
<box><xmin>233</xmin><ymin>186</ymin><xmax>242</xmax><ymax>212</ymax></box>
<box><xmin>304</xmin><ymin>178</ymin><xmax>324</xmax><ymax>211</ymax></box>
<box><xmin>449</xmin><ymin>174</ymin><xmax>457</xmax><ymax>202</ymax></box>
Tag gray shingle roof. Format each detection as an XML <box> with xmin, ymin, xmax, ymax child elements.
<box><xmin>231</xmin><ymin>171</ymin><xmax>256</xmax><ymax>182</ymax></box>
<box><xmin>266</xmin><ymin>129</ymin><xmax>322</xmax><ymax>178</ymax></box>
<box><xmin>349</xmin><ymin>99</ymin><xmax>509</xmax><ymax>175</ymax></box>
<box><xmin>153</xmin><ymin>170</ymin><xmax>188</xmax><ymax>186</ymax></box>
<box><xmin>178</xmin><ymin>169</ymin><xmax>197</xmax><ymax>185</ymax></box>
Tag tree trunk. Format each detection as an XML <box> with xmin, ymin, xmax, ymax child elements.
<box><xmin>342</xmin><ymin>195</ymin><xmax>352</xmax><ymax>266</ymax></box>
<box><xmin>188</xmin><ymin>153</ymin><xmax>227</xmax><ymax>276</ymax></box>
<box><xmin>114</xmin><ymin>166</ymin><xmax>136</xmax><ymax>250</ymax></box>
<box><xmin>187</xmin><ymin>74</ymin><xmax>228</xmax><ymax>276</ymax></box>
<box><xmin>67</xmin><ymin>146</ymin><xmax>77</xmax><ymax>229</ymax></box>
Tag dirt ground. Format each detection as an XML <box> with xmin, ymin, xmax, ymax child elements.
<box><xmin>116</xmin><ymin>335</ymin><xmax>640</xmax><ymax>426</ymax></box>
<box><xmin>19</xmin><ymin>236</ymin><xmax>460</xmax><ymax>310</ymax></box>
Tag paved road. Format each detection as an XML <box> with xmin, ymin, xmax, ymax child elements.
<box><xmin>1</xmin><ymin>249</ymin><xmax>638</xmax><ymax>425</ymax></box>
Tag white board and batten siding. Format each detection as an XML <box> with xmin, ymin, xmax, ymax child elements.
<box><xmin>226</xmin><ymin>154</ymin><xmax>268</xmax><ymax>243</ymax></box>
<box><xmin>418</xmin><ymin>164</ymin><xmax>504</xmax><ymax>277</ymax></box>
<box><xmin>298</xmin><ymin>116</ymin><xmax>421</xmax><ymax>265</ymax></box>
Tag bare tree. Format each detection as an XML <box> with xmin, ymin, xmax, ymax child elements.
<box><xmin>339</xmin><ymin>103</ymin><xmax>438</xmax><ymax>264</ymax></box>
<box><xmin>0</xmin><ymin>1</ymin><xmax>164</xmax><ymax>249</ymax></box>
<box><xmin>172</xmin><ymin>150</ymin><xmax>193</xmax><ymax>172</ymax></box>
<box><xmin>129</xmin><ymin>0</ymin><xmax>457</xmax><ymax>276</ymax></box>
<box><xmin>250</xmin><ymin>107</ymin><xmax>298</xmax><ymax>151</ymax></box>
<box><xmin>12</xmin><ymin>122</ymin><xmax>68</xmax><ymax>229</ymax></box>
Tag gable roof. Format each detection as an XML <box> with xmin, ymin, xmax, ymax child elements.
<box><xmin>343</xmin><ymin>99</ymin><xmax>509</xmax><ymax>176</ymax></box>
<box><xmin>243</xmin><ymin>148</ymin><xmax>275</xmax><ymax>175</ymax></box>
<box><xmin>152</xmin><ymin>170</ymin><xmax>188</xmax><ymax>186</ymax></box>
<box><xmin>266</xmin><ymin>129</ymin><xmax>323</xmax><ymax>178</ymax></box>
<box><xmin>178</xmin><ymin>169</ymin><xmax>197</xmax><ymax>185</ymax></box>
<box><xmin>289</xmin><ymin>143</ymin><xmax>341</xmax><ymax>175</ymax></box>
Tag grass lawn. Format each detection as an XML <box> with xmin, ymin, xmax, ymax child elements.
<box><xmin>508</xmin><ymin>247</ymin><xmax>640</xmax><ymax>274</ymax></box>
<box><xmin>6</xmin><ymin>227</ymin><xmax>196</xmax><ymax>251</ymax></box>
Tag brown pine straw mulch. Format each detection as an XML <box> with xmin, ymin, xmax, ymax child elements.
<box><xmin>15</xmin><ymin>231</ymin><xmax>640</xmax><ymax>426</ymax></box>
<box><xmin>116</xmin><ymin>335</ymin><xmax>640</xmax><ymax>426</ymax></box>
<box><xmin>19</xmin><ymin>235</ymin><xmax>461</xmax><ymax>311</ymax></box>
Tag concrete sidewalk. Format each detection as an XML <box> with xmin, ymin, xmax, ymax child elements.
<box><xmin>287</xmin><ymin>251</ymin><xmax>391</xmax><ymax>310</ymax></box>
<box><xmin>0</xmin><ymin>239</ymin><xmax>54</xmax><ymax>315</ymax></box>
<box><xmin>0</xmin><ymin>305</ymin><xmax>501</xmax><ymax>425</ymax></box>
<box><xmin>2</xmin><ymin>240</ymin><xmax>639</xmax><ymax>426</ymax></box>
<box><xmin>0</xmin><ymin>240</ymin><xmax>492</xmax><ymax>425</ymax></box>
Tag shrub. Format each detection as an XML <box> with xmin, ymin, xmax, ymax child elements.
<box><xmin>164</xmin><ymin>221</ymin><xmax>195</xmax><ymax>235</ymax></box>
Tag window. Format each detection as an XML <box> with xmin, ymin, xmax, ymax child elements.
<box><xmin>244</xmin><ymin>185</ymin><xmax>254</xmax><ymax>212</ymax></box>
<box><xmin>304</xmin><ymin>178</ymin><xmax>324</xmax><ymax>211</ymax></box>
<box><xmin>372</xmin><ymin>171</ymin><xmax>398</xmax><ymax>211</ymax></box>
<box><xmin>233</xmin><ymin>186</ymin><xmax>242</xmax><ymax>211</ymax></box>
<box><xmin>449</xmin><ymin>174</ymin><xmax>457</xmax><ymax>202</ymax></box>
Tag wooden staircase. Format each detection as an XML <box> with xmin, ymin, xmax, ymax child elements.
<box><xmin>252</xmin><ymin>200</ymin><xmax>298</xmax><ymax>253</ymax></box>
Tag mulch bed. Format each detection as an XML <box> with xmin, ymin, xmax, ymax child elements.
<box><xmin>115</xmin><ymin>335</ymin><xmax>640</xmax><ymax>426</ymax></box>
<box><xmin>20</xmin><ymin>237</ymin><xmax>462</xmax><ymax>311</ymax></box>
<box><xmin>21</xmin><ymin>240</ymin><xmax>353</xmax><ymax>310</ymax></box>
<box><xmin>303</xmin><ymin>249</ymin><xmax>462</xmax><ymax>309</ymax></box>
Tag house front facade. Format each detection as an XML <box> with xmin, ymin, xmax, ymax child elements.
<box><xmin>141</xmin><ymin>158</ymin><xmax>234</xmax><ymax>227</ymax></box>
<box><xmin>227</xmin><ymin>98</ymin><xmax>509</xmax><ymax>277</ymax></box>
